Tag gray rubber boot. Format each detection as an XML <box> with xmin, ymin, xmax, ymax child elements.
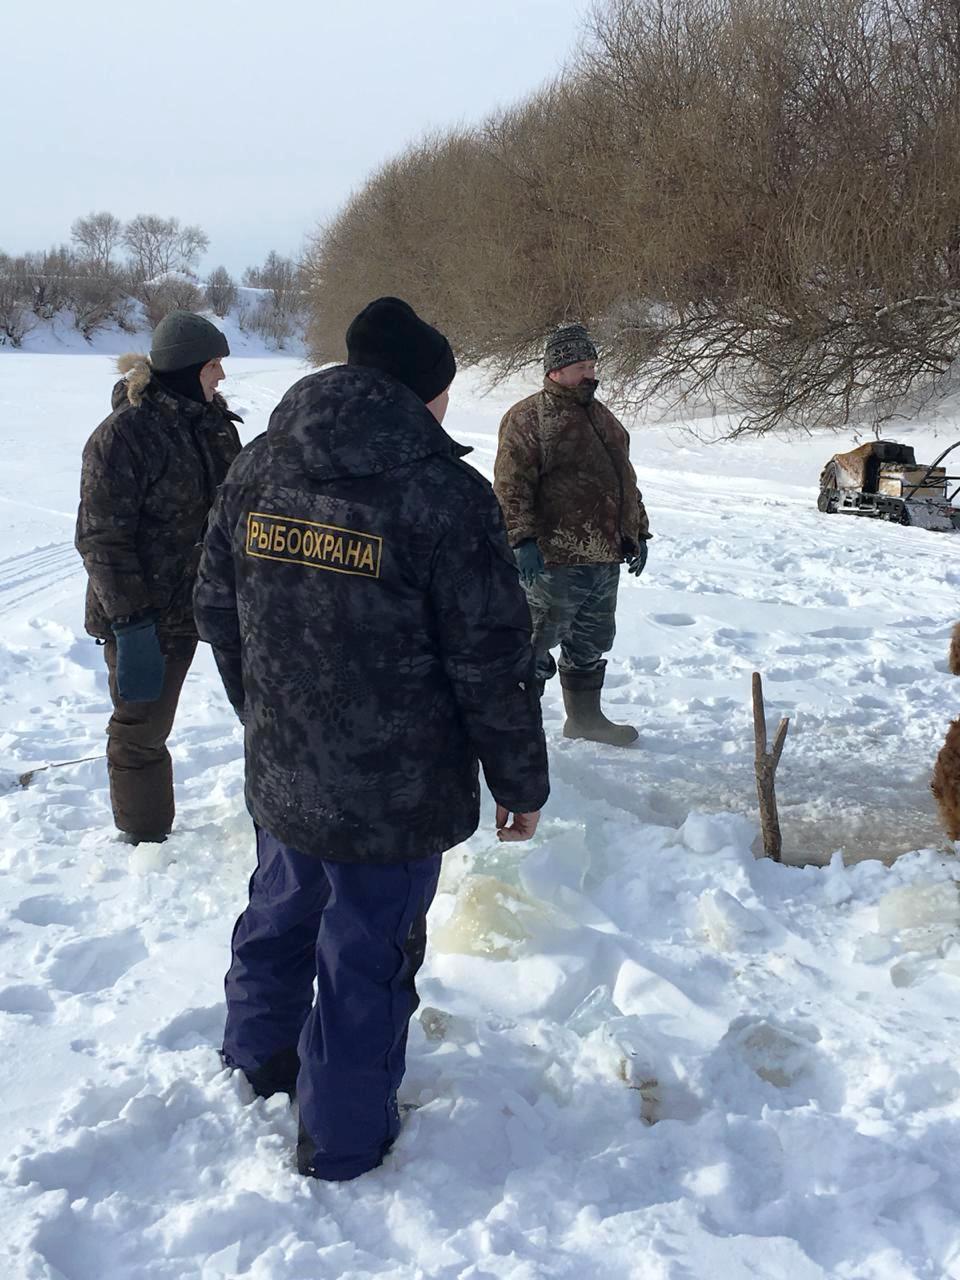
<box><xmin>560</xmin><ymin>665</ymin><xmax>638</xmax><ymax>746</ymax></box>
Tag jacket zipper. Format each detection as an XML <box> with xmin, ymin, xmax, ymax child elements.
<box><xmin>586</xmin><ymin>406</ymin><xmax>626</xmax><ymax>547</ymax></box>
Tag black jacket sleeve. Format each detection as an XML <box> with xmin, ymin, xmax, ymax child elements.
<box><xmin>430</xmin><ymin>486</ymin><xmax>550</xmax><ymax>813</ymax></box>
<box><xmin>194</xmin><ymin>488</ymin><xmax>245</xmax><ymax>717</ymax></box>
<box><xmin>75</xmin><ymin>422</ymin><xmax>153</xmax><ymax>622</ymax></box>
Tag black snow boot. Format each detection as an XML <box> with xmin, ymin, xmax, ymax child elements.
<box><xmin>560</xmin><ymin>665</ymin><xmax>638</xmax><ymax>747</ymax></box>
<box><xmin>117</xmin><ymin>831</ymin><xmax>168</xmax><ymax>846</ymax></box>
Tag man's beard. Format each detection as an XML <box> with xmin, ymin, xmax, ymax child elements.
<box><xmin>573</xmin><ymin>378</ymin><xmax>599</xmax><ymax>406</ymax></box>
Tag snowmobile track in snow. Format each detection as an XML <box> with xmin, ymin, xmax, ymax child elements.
<box><xmin>0</xmin><ymin>542</ymin><xmax>82</xmax><ymax>619</ymax></box>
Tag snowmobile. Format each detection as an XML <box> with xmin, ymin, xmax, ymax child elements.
<box><xmin>817</xmin><ymin>440</ymin><xmax>960</xmax><ymax>531</ymax></box>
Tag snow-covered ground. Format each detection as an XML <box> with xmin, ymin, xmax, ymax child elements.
<box><xmin>3</xmin><ymin>342</ymin><xmax>960</xmax><ymax>1278</ymax></box>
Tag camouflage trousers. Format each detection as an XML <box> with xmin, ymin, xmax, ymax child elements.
<box><xmin>523</xmin><ymin>563</ymin><xmax>620</xmax><ymax>683</ymax></box>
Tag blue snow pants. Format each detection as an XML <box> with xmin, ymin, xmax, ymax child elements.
<box><xmin>222</xmin><ymin>827</ymin><xmax>441</xmax><ymax>1180</ymax></box>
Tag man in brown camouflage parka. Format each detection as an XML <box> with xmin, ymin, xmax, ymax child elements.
<box><xmin>494</xmin><ymin>322</ymin><xmax>651</xmax><ymax>746</ymax></box>
<box><xmin>76</xmin><ymin>311</ymin><xmax>241</xmax><ymax>844</ymax></box>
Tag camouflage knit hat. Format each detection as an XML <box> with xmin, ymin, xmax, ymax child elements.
<box><xmin>150</xmin><ymin>311</ymin><xmax>230</xmax><ymax>373</ymax></box>
<box><xmin>544</xmin><ymin>322</ymin><xmax>598</xmax><ymax>373</ymax></box>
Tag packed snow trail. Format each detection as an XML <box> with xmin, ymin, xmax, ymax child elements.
<box><xmin>2</xmin><ymin>341</ymin><xmax>960</xmax><ymax>1277</ymax></box>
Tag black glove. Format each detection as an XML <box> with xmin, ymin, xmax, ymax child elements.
<box><xmin>514</xmin><ymin>539</ymin><xmax>545</xmax><ymax>587</ymax></box>
<box><xmin>624</xmin><ymin>539</ymin><xmax>648</xmax><ymax>577</ymax></box>
<box><xmin>112</xmin><ymin>615</ymin><xmax>165</xmax><ymax>702</ymax></box>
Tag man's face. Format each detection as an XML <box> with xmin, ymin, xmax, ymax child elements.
<box><xmin>199</xmin><ymin>358</ymin><xmax>226</xmax><ymax>403</ymax></box>
<box><xmin>548</xmin><ymin>359</ymin><xmax>596</xmax><ymax>388</ymax></box>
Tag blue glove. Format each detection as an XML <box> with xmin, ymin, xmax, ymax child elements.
<box><xmin>514</xmin><ymin>539</ymin><xmax>545</xmax><ymax>586</ymax></box>
<box><xmin>112</xmin><ymin>616</ymin><xmax>165</xmax><ymax>702</ymax></box>
<box><xmin>625</xmin><ymin>540</ymin><xmax>648</xmax><ymax>577</ymax></box>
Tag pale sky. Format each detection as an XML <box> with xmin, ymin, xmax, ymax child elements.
<box><xmin>5</xmin><ymin>0</ymin><xmax>593</xmax><ymax>276</ymax></box>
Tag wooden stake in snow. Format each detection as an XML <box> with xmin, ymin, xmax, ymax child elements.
<box><xmin>752</xmin><ymin>672</ymin><xmax>789</xmax><ymax>862</ymax></box>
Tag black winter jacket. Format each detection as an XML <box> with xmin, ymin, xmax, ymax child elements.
<box><xmin>76</xmin><ymin>356</ymin><xmax>242</xmax><ymax>639</ymax></box>
<box><xmin>194</xmin><ymin>365</ymin><xmax>549</xmax><ymax>864</ymax></box>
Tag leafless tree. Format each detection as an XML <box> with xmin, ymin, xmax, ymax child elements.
<box><xmin>71</xmin><ymin>212</ymin><xmax>123</xmax><ymax>270</ymax></box>
<box><xmin>122</xmin><ymin>214</ymin><xmax>209</xmax><ymax>281</ymax></box>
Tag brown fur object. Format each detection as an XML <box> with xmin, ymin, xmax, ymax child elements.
<box><xmin>950</xmin><ymin>623</ymin><xmax>960</xmax><ymax>677</ymax></box>
<box><xmin>932</xmin><ymin>719</ymin><xmax>960</xmax><ymax>841</ymax></box>
<box><xmin>115</xmin><ymin>353</ymin><xmax>153</xmax><ymax>406</ymax></box>
<box><xmin>931</xmin><ymin>624</ymin><xmax>960</xmax><ymax>841</ymax></box>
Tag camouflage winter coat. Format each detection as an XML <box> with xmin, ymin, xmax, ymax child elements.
<box><xmin>493</xmin><ymin>379</ymin><xmax>650</xmax><ymax>565</ymax></box>
<box><xmin>193</xmin><ymin>364</ymin><xmax>550</xmax><ymax>865</ymax></box>
<box><xmin>76</xmin><ymin>356</ymin><xmax>242</xmax><ymax>640</ymax></box>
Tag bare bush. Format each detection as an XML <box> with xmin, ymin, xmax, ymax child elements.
<box><xmin>587</xmin><ymin>0</ymin><xmax>960</xmax><ymax>430</ymax></box>
<box><xmin>139</xmin><ymin>275</ymin><xmax>204</xmax><ymax>328</ymax></box>
<box><xmin>17</xmin><ymin>247</ymin><xmax>76</xmax><ymax>318</ymax></box>
<box><xmin>306</xmin><ymin>0</ymin><xmax>960</xmax><ymax>432</ymax></box>
<box><xmin>205</xmin><ymin>266</ymin><xmax>238</xmax><ymax>317</ymax></box>
<box><xmin>66</xmin><ymin>262</ymin><xmax>129</xmax><ymax>338</ymax></box>
<box><xmin>0</xmin><ymin>253</ymin><xmax>35</xmax><ymax>347</ymax></box>
<box><xmin>244</xmin><ymin>251</ymin><xmax>305</xmax><ymax>347</ymax></box>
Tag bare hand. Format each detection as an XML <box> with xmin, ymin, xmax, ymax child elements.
<box><xmin>495</xmin><ymin>805</ymin><xmax>541</xmax><ymax>842</ymax></box>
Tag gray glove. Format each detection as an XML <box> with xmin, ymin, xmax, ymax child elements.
<box><xmin>625</xmin><ymin>540</ymin><xmax>648</xmax><ymax>577</ymax></box>
<box><xmin>514</xmin><ymin>539</ymin><xmax>545</xmax><ymax>586</ymax></box>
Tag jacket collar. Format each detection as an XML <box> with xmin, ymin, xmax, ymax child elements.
<box><xmin>265</xmin><ymin>364</ymin><xmax>470</xmax><ymax>481</ymax></box>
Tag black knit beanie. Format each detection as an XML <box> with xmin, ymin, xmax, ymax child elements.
<box><xmin>346</xmin><ymin>297</ymin><xmax>456</xmax><ymax>403</ymax></box>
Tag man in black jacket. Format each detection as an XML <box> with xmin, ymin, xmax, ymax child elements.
<box><xmin>194</xmin><ymin>297</ymin><xmax>549</xmax><ymax>1181</ymax></box>
<box><xmin>76</xmin><ymin>312</ymin><xmax>240</xmax><ymax>844</ymax></box>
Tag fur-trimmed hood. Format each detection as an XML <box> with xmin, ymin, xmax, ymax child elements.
<box><xmin>114</xmin><ymin>353</ymin><xmax>154</xmax><ymax>408</ymax></box>
<box><xmin>111</xmin><ymin>353</ymin><xmax>239</xmax><ymax>421</ymax></box>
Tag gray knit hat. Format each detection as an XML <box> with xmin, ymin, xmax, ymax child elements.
<box><xmin>150</xmin><ymin>310</ymin><xmax>229</xmax><ymax>372</ymax></box>
<box><xmin>544</xmin><ymin>322</ymin><xmax>598</xmax><ymax>373</ymax></box>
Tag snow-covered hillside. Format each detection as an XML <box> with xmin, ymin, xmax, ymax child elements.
<box><xmin>3</xmin><ymin>349</ymin><xmax>960</xmax><ymax>1278</ymax></box>
<box><xmin>1</xmin><ymin>294</ymin><xmax>306</xmax><ymax>361</ymax></box>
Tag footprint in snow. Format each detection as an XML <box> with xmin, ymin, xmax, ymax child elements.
<box><xmin>0</xmin><ymin>983</ymin><xmax>56</xmax><ymax>1018</ymax></box>
<box><xmin>11</xmin><ymin>895</ymin><xmax>90</xmax><ymax>928</ymax></box>
<box><xmin>651</xmin><ymin>612</ymin><xmax>697</xmax><ymax>627</ymax></box>
<box><xmin>44</xmin><ymin>929</ymin><xmax>147</xmax><ymax>994</ymax></box>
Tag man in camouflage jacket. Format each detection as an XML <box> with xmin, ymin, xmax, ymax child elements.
<box><xmin>194</xmin><ymin>297</ymin><xmax>549</xmax><ymax>1181</ymax></box>
<box><xmin>494</xmin><ymin>322</ymin><xmax>651</xmax><ymax>746</ymax></box>
<box><xmin>76</xmin><ymin>311</ymin><xmax>240</xmax><ymax>842</ymax></box>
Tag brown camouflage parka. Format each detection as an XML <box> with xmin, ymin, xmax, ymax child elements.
<box><xmin>76</xmin><ymin>355</ymin><xmax>242</xmax><ymax>640</ymax></box>
<box><xmin>493</xmin><ymin>378</ymin><xmax>650</xmax><ymax>565</ymax></box>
